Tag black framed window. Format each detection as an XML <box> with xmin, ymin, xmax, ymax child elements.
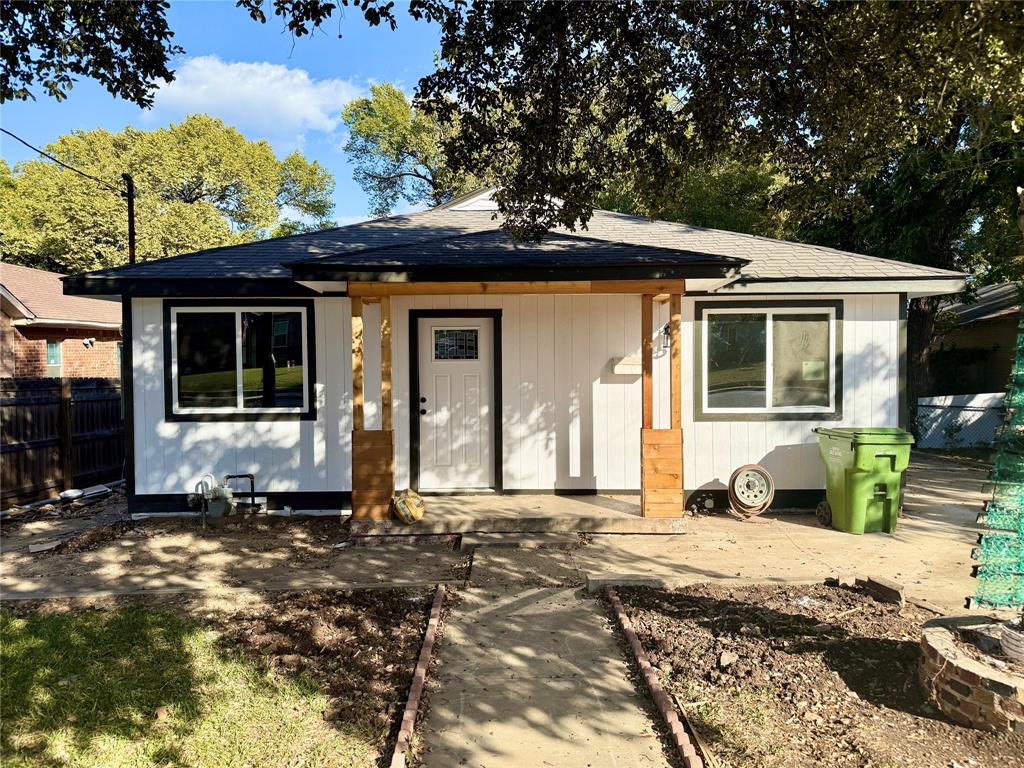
<box><xmin>165</xmin><ymin>301</ymin><xmax>315</xmax><ymax>421</ymax></box>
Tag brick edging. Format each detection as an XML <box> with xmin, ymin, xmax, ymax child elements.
<box><xmin>389</xmin><ymin>583</ymin><xmax>445</xmax><ymax>768</ymax></box>
<box><xmin>605</xmin><ymin>586</ymin><xmax>704</xmax><ymax>768</ymax></box>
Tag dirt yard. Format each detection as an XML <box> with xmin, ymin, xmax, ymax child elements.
<box><xmin>1</xmin><ymin>503</ymin><xmax>469</xmax><ymax>599</ymax></box>
<box><xmin>617</xmin><ymin>583</ymin><xmax>1024</xmax><ymax>768</ymax></box>
<box><xmin>2</xmin><ymin>588</ymin><xmax>431</xmax><ymax>767</ymax></box>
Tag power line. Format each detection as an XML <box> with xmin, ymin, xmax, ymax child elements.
<box><xmin>1</xmin><ymin>127</ymin><xmax>124</xmax><ymax>195</ymax></box>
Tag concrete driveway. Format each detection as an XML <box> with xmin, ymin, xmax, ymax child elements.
<box><xmin>574</xmin><ymin>452</ymin><xmax>987</xmax><ymax>614</ymax></box>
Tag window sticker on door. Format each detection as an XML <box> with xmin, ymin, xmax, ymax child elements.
<box><xmin>433</xmin><ymin>328</ymin><xmax>479</xmax><ymax>360</ymax></box>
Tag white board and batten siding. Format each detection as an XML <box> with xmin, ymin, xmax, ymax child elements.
<box><xmin>131</xmin><ymin>297</ymin><xmax>353</xmax><ymax>496</ymax></box>
<box><xmin>131</xmin><ymin>293</ymin><xmax>900</xmax><ymax>497</ymax></box>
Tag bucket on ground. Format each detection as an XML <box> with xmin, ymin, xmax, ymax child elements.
<box><xmin>812</xmin><ymin>427</ymin><xmax>915</xmax><ymax>534</ymax></box>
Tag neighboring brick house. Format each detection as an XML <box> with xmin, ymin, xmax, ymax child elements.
<box><xmin>1</xmin><ymin>263</ymin><xmax>122</xmax><ymax>379</ymax></box>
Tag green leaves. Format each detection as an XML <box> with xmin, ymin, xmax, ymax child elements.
<box><xmin>1</xmin><ymin>115</ymin><xmax>336</xmax><ymax>273</ymax></box>
<box><xmin>341</xmin><ymin>83</ymin><xmax>467</xmax><ymax>217</ymax></box>
<box><xmin>1</xmin><ymin>1</ymin><xmax>182</xmax><ymax>107</ymax></box>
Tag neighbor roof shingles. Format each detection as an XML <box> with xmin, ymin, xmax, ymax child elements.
<box><xmin>2</xmin><ymin>263</ymin><xmax>121</xmax><ymax>324</ymax></box>
<box><xmin>66</xmin><ymin>206</ymin><xmax>964</xmax><ymax>284</ymax></box>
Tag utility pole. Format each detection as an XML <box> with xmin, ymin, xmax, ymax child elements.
<box><xmin>122</xmin><ymin>173</ymin><xmax>136</xmax><ymax>264</ymax></box>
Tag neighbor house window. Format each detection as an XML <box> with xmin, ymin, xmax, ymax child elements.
<box><xmin>168</xmin><ymin>304</ymin><xmax>312</xmax><ymax>418</ymax></box>
<box><xmin>699</xmin><ymin>303</ymin><xmax>840</xmax><ymax>418</ymax></box>
<box><xmin>45</xmin><ymin>340</ymin><xmax>62</xmax><ymax>377</ymax></box>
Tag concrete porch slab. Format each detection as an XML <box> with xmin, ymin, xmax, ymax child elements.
<box><xmin>351</xmin><ymin>493</ymin><xmax>687</xmax><ymax>536</ymax></box>
<box><xmin>459</xmin><ymin>531</ymin><xmax>581</xmax><ymax>551</ymax></box>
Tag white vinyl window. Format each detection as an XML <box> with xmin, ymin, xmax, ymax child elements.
<box><xmin>170</xmin><ymin>305</ymin><xmax>309</xmax><ymax>415</ymax></box>
<box><xmin>701</xmin><ymin>306</ymin><xmax>837</xmax><ymax>415</ymax></box>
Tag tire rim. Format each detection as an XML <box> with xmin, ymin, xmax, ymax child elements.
<box><xmin>732</xmin><ymin>468</ymin><xmax>772</xmax><ymax>506</ymax></box>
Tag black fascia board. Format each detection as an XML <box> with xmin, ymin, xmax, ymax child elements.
<box><xmin>62</xmin><ymin>276</ymin><xmax>330</xmax><ymax>298</ymax></box>
<box><xmin>287</xmin><ymin>261</ymin><xmax>742</xmax><ymax>283</ymax></box>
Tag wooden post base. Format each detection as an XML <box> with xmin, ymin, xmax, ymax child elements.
<box><xmin>352</xmin><ymin>429</ymin><xmax>394</xmax><ymax>520</ymax></box>
<box><xmin>641</xmin><ymin>428</ymin><xmax>683</xmax><ymax>518</ymax></box>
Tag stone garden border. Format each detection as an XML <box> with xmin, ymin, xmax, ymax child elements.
<box><xmin>605</xmin><ymin>586</ymin><xmax>705</xmax><ymax>768</ymax></box>
<box><xmin>389</xmin><ymin>584</ymin><xmax>445</xmax><ymax>768</ymax></box>
<box><xmin>919</xmin><ymin>615</ymin><xmax>1024</xmax><ymax>733</ymax></box>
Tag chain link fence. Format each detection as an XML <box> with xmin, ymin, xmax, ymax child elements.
<box><xmin>916</xmin><ymin>393</ymin><xmax>1005</xmax><ymax>449</ymax></box>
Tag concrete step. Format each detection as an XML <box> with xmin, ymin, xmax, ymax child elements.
<box><xmin>459</xmin><ymin>532</ymin><xmax>581</xmax><ymax>552</ymax></box>
<box><xmin>353</xmin><ymin>514</ymin><xmax>687</xmax><ymax>536</ymax></box>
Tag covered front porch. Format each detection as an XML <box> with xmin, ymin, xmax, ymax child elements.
<box><xmin>342</xmin><ymin>280</ymin><xmax>696</xmax><ymax>526</ymax></box>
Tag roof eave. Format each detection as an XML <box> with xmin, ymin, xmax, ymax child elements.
<box><xmin>289</xmin><ymin>262</ymin><xmax>744</xmax><ymax>283</ymax></box>
<box><xmin>62</xmin><ymin>275</ymin><xmax>340</xmax><ymax>298</ymax></box>
<box><xmin>0</xmin><ymin>285</ymin><xmax>35</xmax><ymax>320</ymax></box>
<box><xmin>12</xmin><ymin>317</ymin><xmax>122</xmax><ymax>331</ymax></box>
<box><xmin>715</xmin><ymin>275</ymin><xmax>967</xmax><ymax>296</ymax></box>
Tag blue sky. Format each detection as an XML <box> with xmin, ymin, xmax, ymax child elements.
<box><xmin>0</xmin><ymin>0</ymin><xmax>442</xmax><ymax>223</ymax></box>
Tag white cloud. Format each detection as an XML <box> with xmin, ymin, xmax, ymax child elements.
<box><xmin>150</xmin><ymin>55</ymin><xmax>365</xmax><ymax>139</ymax></box>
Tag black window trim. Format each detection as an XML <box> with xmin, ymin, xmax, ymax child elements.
<box><xmin>162</xmin><ymin>299</ymin><xmax>317</xmax><ymax>422</ymax></box>
<box><xmin>694</xmin><ymin>299</ymin><xmax>844</xmax><ymax>422</ymax></box>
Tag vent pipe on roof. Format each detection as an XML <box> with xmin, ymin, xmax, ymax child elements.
<box><xmin>122</xmin><ymin>173</ymin><xmax>136</xmax><ymax>265</ymax></box>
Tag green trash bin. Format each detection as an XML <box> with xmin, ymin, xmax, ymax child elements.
<box><xmin>812</xmin><ymin>427</ymin><xmax>915</xmax><ymax>534</ymax></box>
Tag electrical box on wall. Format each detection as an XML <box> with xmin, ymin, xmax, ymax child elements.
<box><xmin>612</xmin><ymin>356</ymin><xmax>643</xmax><ymax>376</ymax></box>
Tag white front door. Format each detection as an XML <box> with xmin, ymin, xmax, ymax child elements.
<box><xmin>417</xmin><ymin>317</ymin><xmax>494</xmax><ymax>490</ymax></box>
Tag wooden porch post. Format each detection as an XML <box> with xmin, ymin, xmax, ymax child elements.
<box><xmin>641</xmin><ymin>294</ymin><xmax>654</xmax><ymax>429</ymax></box>
<box><xmin>351</xmin><ymin>297</ymin><xmax>364</xmax><ymax>431</ymax></box>
<box><xmin>670</xmin><ymin>293</ymin><xmax>682</xmax><ymax>430</ymax></box>
<box><xmin>351</xmin><ymin>294</ymin><xmax>395</xmax><ymax>521</ymax></box>
<box><xmin>380</xmin><ymin>296</ymin><xmax>393</xmax><ymax>432</ymax></box>
<box><xmin>640</xmin><ymin>292</ymin><xmax>685</xmax><ymax>518</ymax></box>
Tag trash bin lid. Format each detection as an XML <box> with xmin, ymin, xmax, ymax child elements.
<box><xmin>813</xmin><ymin>427</ymin><xmax>914</xmax><ymax>445</ymax></box>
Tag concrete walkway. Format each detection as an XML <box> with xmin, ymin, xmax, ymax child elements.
<box><xmin>419</xmin><ymin>551</ymin><xmax>671</xmax><ymax>768</ymax></box>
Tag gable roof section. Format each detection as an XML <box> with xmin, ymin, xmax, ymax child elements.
<box><xmin>2</xmin><ymin>263</ymin><xmax>121</xmax><ymax>327</ymax></box>
<box><xmin>62</xmin><ymin>191</ymin><xmax>966</xmax><ymax>296</ymax></box>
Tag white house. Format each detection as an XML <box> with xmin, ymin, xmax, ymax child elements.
<box><xmin>63</xmin><ymin>189</ymin><xmax>965</xmax><ymax>522</ymax></box>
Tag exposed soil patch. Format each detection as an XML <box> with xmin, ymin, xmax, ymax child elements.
<box><xmin>56</xmin><ymin>519</ymin><xmax>133</xmax><ymax>553</ymax></box>
<box><xmin>208</xmin><ymin>588</ymin><xmax>431</xmax><ymax>750</ymax></box>
<box><xmin>1</xmin><ymin>487</ymin><xmax>127</xmax><ymax>526</ymax></box>
<box><xmin>618</xmin><ymin>583</ymin><xmax>1024</xmax><ymax>768</ymax></box>
<box><xmin>953</xmin><ymin>620</ymin><xmax>1024</xmax><ymax>676</ymax></box>
<box><xmin>3</xmin><ymin>588</ymin><xmax>431</xmax><ymax>767</ymax></box>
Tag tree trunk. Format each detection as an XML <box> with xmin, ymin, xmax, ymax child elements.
<box><xmin>906</xmin><ymin>295</ymin><xmax>940</xmax><ymax>436</ymax></box>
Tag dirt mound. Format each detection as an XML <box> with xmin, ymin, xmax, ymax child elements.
<box><xmin>618</xmin><ymin>582</ymin><xmax>1024</xmax><ymax>768</ymax></box>
<box><xmin>211</xmin><ymin>589</ymin><xmax>430</xmax><ymax>744</ymax></box>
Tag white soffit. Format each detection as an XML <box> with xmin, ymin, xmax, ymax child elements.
<box><xmin>295</xmin><ymin>280</ymin><xmax>348</xmax><ymax>293</ymax></box>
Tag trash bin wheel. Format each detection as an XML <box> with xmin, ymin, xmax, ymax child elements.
<box><xmin>815</xmin><ymin>500</ymin><xmax>832</xmax><ymax>527</ymax></box>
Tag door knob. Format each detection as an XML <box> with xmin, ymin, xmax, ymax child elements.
<box><xmin>419</xmin><ymin>408</ymin><xmax>427</xmax><ymax>415</ymax></box>
<box><xmin>420</xmin><ymin>396</ymin><xmax>427</xmax><ymax>403</ymax></box>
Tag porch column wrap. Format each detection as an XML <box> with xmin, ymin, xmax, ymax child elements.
<box><xmin>351</xmin><ymin>293</ymin><xmax>395</xmax><ymax>521</ymax></box>
<box><xmin>640</xmin><ymin>291</ymin><xmax>685</xmax><ymax>518</ymax></box>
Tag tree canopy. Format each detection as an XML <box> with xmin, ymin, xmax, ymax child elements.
<box><xmin>341</xmin><ymin>83</ymin><xmax>469</xmax><ymax>217</ymax></box>
<box><xmin>1</xmin><ymin>0</ymin><xmax>181</xmax><ymax>107</ymax></box>
<box><xmin>1</xmin><ymin>115</ymin><xmax>334</xmax><ymax>273</ymax></box>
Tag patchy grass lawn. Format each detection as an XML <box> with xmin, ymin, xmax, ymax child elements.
<box><xmin>0</xmin><ymin>596</ymin><xmax>415</xmax><ymax>768</ymax></box>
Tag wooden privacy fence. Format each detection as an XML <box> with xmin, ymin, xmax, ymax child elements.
<box><xmin>1</xmin><ymin>377</ymin><xmax>125</xmax><ymax>506</ymax></box>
